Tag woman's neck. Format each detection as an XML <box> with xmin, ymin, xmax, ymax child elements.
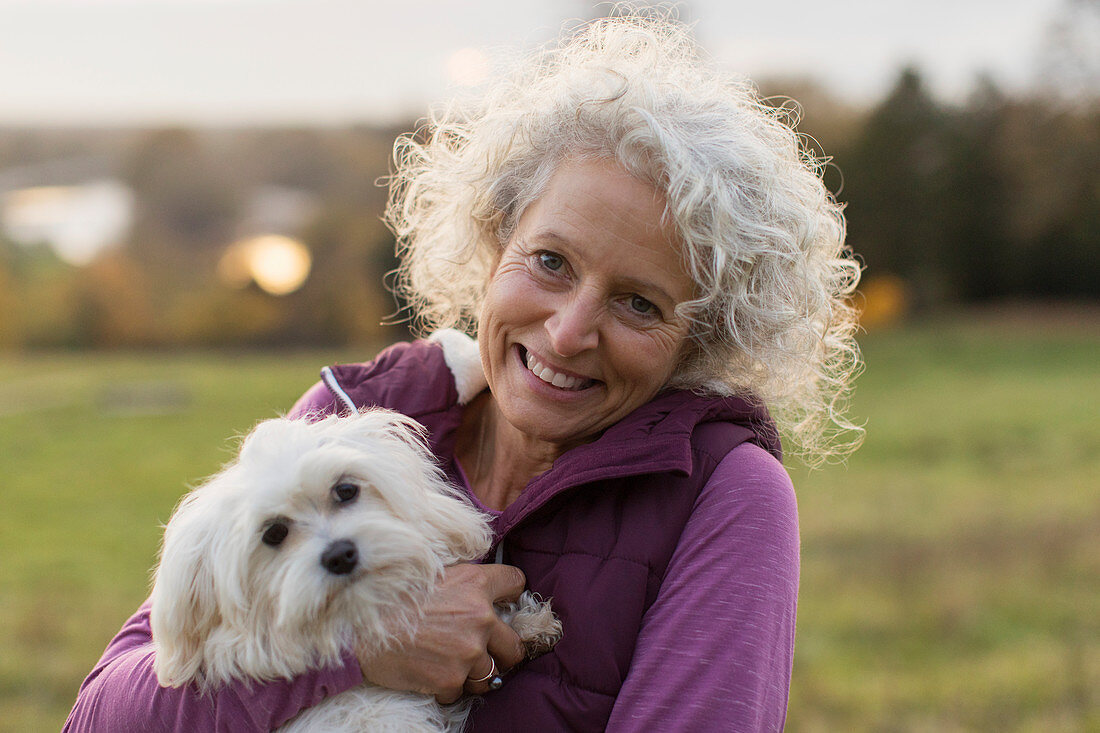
<box><xmin>455</xmin><ymin>392</ymin><xmax>561</xmax><ymax>512</ymax></box>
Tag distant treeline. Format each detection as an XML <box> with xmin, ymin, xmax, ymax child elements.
<box><xmin>834</xmin><ymin>69</ymin><xmax>1099</xmax><ymax>310</ymax></box>
<box><xmin>0</xmin><ymin>67</ymin><xmax>1096</xmax><ymax>349</ymax></box>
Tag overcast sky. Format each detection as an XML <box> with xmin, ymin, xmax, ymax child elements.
<box><xmin>0</xmin><ymin>0</ymin><xmax>1070</xmax><ymax>126</ymax></box>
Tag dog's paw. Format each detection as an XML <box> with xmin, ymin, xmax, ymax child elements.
<box><xmin>498</xmin><ymin>590</ymin><xmax>563</xmax><ymax>659</ymax></box>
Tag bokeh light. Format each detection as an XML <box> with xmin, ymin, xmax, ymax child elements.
<box><xmin>217</xmin><ymin>234</ymin><xmax>312</xmax><ymax>296</ymax></box>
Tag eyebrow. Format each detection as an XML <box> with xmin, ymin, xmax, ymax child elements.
<box><xmin>528</xmin><ymin>228</ymin><xmax>685</xmax><ymax>307</ymax></box>
<box><xmin>529</xmin><ymin>229</ymin><xmax>572</xmax><ymax>249</ymax></box>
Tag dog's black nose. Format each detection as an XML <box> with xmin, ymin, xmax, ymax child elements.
<box><xmin>321</xmin><ymin>539</ymin><xmax>359</xmax><ymax>575</ymax></box>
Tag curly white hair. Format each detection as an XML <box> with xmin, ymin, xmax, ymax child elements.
<box><xmin>386</xmin><ymin>8</ymin><xmax>863</xmax><ymax>462</ymax></box>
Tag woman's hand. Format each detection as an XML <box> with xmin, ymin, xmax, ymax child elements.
<box><xmin>357</xmin><ymin>563</ymin><xmax>528</xmax><ymax>703</ymax></box>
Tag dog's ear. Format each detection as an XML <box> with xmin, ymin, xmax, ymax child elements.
<box><xmin>418</xmin><ymin>487</ymin><xmax>494</xmax><ymax>564</ymax></box>
<box><xmin>369</xmin><ymin>410</ymin><xmax>493</xmax><ymax>563</ymax></box>
<box><xmin>150</xmin><ymin>486</ymin><xmax>224</xmax><ymax>688</ymax></box>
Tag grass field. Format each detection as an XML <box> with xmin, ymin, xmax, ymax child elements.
<box><xmin>2</xmin><ymin>312</ymin><xmax>1098</xmax><ymax>731</ymax></box>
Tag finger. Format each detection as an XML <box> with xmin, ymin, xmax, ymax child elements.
<box><xmin>485</xmin><ymin>615</ymin><xmax>526</xmax><ymax>670</ymax></box>
<box><xmin>482</xmin><ymin>563</ymin><xmax>526</xmax><ymax>604</ymax></box>
<box><xmin>436</xmin><ymin>685</ymin><xmax>465</xmax><ymax>705</ymax></box>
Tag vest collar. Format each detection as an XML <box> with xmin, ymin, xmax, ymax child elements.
<box><xmin>496</xmin><ymin>388</ymin><xmax>779</xmax><ymax>535</ymax></box>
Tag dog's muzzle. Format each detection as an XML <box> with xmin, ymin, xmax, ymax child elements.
<box><xmin>321</xmin><ymin>539</ymin><xmax>359</xmax><ymax>575</ymax></box>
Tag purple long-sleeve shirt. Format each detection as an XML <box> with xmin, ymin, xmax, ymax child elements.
<box><xmin>64</xmin><ymin>383</ymin><xmax>798</xmax><ymax>732</ymax></box>
<box><xmin>63</xmin><ymin>600</ymin><xmax>361</xmax><ymax>731</ymax></box>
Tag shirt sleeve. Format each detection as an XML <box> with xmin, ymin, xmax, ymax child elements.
<box><xmin>606</xmin><ymin>442</ymin><xmax>800</xmax><ymax>732</ymax></box>
<box><xmin>63</xmin><ymin>601</ymin><xmax>364</xmax><ymax>733</ymax></box>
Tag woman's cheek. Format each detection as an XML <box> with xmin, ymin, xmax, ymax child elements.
<box><xmin>497</xmin><ymin>268</ymin><xmax>547</xmax><ymax>311</ymax></box>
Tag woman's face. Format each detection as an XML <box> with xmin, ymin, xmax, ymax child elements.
<box><xmin>477</xmin><ymin>157</ymin><xmax>694</xmax><ymax>449</ymax></box>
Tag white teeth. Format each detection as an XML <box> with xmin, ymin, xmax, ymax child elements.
<box><xmin>525</xmin><ymin>351</ymin><xmax>588</xmax><ymax>390</ymax></box>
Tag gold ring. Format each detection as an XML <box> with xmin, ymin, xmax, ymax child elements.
<box><xmin>467</xmin><ymin>656</ymin><xmax>498</xmax><ymax>684</ymax></box>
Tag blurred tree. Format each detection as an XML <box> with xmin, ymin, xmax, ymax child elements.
<box><xmin>0</xmin><ymin>236</ymin><xmax>24</xmax><ymax>348</ymax></box>
<box><xmin>938</xmin><ymin>77</ymin><xmax>1014</xmax><ymax>300</ymax></box>
<box><xmin>70</xmin><ymin>252</ymin><xmax>157</xmax><ymax>348</ymax></box>
<box><xmin>167</xmin><ymin>284</ymin><xmax>286</xmax><ymax>347</ymax></box>
<box><xmin>1001</xmin><ymin>103</ymin><xmax>1100</xmax><ymax>297</ymax></box>
<box><xmin>123</xmin><ymin>128</ymin><xmax>241</xmax><ymax>284</ymax></box>
<box><xmin>3</xmin><ymin>242</ymin><xmax>83</xmax><ymax>348</ymax></box>
<box><xmin>233</xmin><ymin>129</ymin><xmax>345</xmax><ymax>194</ymax></box>
<box><xmin>841</xmin><ymin>64</ymin><xmax>1100</xmax><ymax>306</ymax></box>
<box><xmin>291</xmin><ymin>202</ymin><xmax>405</xmax><ymax>347</ymax></box>
<box><xmin>840</xmin><ymin>67</ymin><xmax>953</xmax><ymax>310</ymax></box>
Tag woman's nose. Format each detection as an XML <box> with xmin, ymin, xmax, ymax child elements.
<box><xmin>545</xmin><ymin>292</ymin><xmax>600</xmax><ymax>356</ymax></box>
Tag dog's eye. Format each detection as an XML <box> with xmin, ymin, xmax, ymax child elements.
<box><xmin>261</xmin><ymin>522</ymin><xmax>289</xmax><ymax>547</ymax></box>
<box><xmin>332</xmin><ymin>482</ymin><xmax>359</xmax><ymax>504</ymax></box>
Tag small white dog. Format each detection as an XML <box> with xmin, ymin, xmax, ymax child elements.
<box><xmin>150</xmin><ymin>408</ymin><xmax>561</xmax><ymax>732</ymax></box>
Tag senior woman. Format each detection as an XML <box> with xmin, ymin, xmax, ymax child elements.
<box><xmin>65</xmin><ymin>11</ymin><xmax>861</xmax><ymax>733</ymax></box>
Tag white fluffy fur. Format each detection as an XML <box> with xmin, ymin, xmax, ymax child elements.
<box><xmin>150</xmin><ymin>409</ymin><xmax>560</xmax><ymax>732</ymax></box>
<box><xmin>428</xmin><ymin>328</ymin><xmax>487</xmax><ymax>404</ymax></box>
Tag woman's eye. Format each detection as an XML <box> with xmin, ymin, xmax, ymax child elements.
<box><xmin>629</xmin><ymin>295</ymin><xmax>658</xmax><ymax>316</ymax></box>
<box><xmin>332</xmin><ymin>482</ymin><xmax>360</xmax><ymax>504</ymax></box>
<box><xmin>538</xmin><ymin>252</ymin><xmax>564</xmax><ymax>271</ymax></box>
<box><xmin>261</xmin><ymin>522</ymin><xmax>289</xmax><ymax>547</ymax></box>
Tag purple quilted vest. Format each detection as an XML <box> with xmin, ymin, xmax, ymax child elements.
<box><xmin>322</xmin><ymin>340</ymin><xmax>780</xmax><ymax>732</ymax></box>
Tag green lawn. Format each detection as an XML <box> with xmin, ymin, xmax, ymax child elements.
<box><xmin>2</xmin><ymin>314</ymin><xmax>1098</xmax><ymax>731</ymax></box>
<box><xmin>789</xmin><ymin>315</ymin><xmax>1100</xmax><ymax>731</ymax></box>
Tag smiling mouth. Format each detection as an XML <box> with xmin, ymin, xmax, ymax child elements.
<box><xmin>521</xmin><ymin>347</ymin><xmax>597</xmax><ymax>391</ymax></box>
